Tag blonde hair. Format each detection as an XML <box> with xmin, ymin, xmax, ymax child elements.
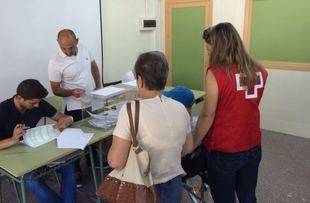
<box><xmin>203</xmin><ymin>22</ymin><xmax>258</xmax><ymax>89</ymax></box>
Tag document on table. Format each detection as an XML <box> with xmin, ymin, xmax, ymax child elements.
<box><xmin>56</xmin><ymin>128</ymin><xmax>94</xmax><ymax>150</ymax></box>
<box><xmin>23</xmin><ymin>124</ymin><xmax>60</xmax><ymax>148</ymax></box>
<box><xmin>91</xmin><ymin>86</ymin><xmax>125</xmax><ymax>97</ymax></box>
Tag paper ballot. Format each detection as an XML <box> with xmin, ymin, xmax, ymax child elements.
<box><xmin>57</xmin><ymin>128</ymin><xmax>94</xmax><ymax>150</ymax></box>
<box><xmin>23</xmin><ymin>124</ymin><xmax>60</xmax><ymax>148</ymax></box>
<box><xmin>91</xmin><ymin>86</ymin><xmax>125</xmax><ymax>97</ymax></box>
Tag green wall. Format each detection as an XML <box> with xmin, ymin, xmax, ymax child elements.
<box><xmin>250</xmin><ymin>0</ymin><xmax>310</xmax><ymax>63</ymax></box>
<box><xmin>172</xmin><ymin>7</ymin><xmax>205</xmax><ymax>90</ymax></box>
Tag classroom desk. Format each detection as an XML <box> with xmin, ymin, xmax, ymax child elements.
<box><xmin>0</xmin><ymin>124</ymin><xmax>113</xmax><ymax>203</ymax></box>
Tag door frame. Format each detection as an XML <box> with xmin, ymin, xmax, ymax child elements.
<box><xmin>165</xmin><ymin>0</ymin><xmax>213</xmax><ymax>86</ymax></box>
<box><xmin>243</xmin><ymin>0</ymin><xmax>310</xmax><ymax>71</ymax></box>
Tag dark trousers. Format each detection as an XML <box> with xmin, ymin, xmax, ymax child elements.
<box><xmin>64</xmin><ymin>108</ymin><xmax>85</xmax><ymax>173</ymax></box>
<box><xmin>155</xmin><ymin>175</ymin><xmax>182</xmax><ymax>203</ymax></box>
<box><xmin>207</xmin><ymin>145</ymin><xmax>261</xmax><ymax>203</ymax></box>
<box><xmin>64</xmin><ymin>108</ymin><xmax>83</xmax><ymax>122</ymax></box>
<box><xmin>25</xmin><ymin>164</ymin><xmax>76</xmax><ymax>203</ymax></box>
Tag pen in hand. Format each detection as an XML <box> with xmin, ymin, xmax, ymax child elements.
<box><xmin>13</xmin><ymin>124</ymin><xmax>29</xmax><ymax>141</ymax></box>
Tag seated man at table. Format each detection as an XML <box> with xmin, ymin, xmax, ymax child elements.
<box><xmin>0</xmin><ymin>79</ymin><xmax>76</xmax><ymax>203</ymax></box>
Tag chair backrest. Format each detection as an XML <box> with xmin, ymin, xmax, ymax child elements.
<box><xmin>45</xmin><ymin>96</ymin><xmax>62</xmax><ymax>112</ymax></box>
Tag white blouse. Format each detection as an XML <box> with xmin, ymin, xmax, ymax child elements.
<box><xmin>113</xmin><ymin>95</ymin><xmax>191</xmax><ymax>184</ymax></box>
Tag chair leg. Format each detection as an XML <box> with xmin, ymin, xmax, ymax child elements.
<box><xmin>12</xmin><ymin>180</ymin><xmax>21</xmax><ymax>203</ymax></box>
<box><xmin>54</xmin><ymin>171</ymin><xmax>61</xmax><ymax>188</ymax></box>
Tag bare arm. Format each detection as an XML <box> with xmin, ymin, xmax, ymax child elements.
<box><xmin>107</xmin><ymin>135</ymin><xmax>131</xmax><ymax>170</ymax></box>
<box><xmin>193</xmin><ymin>70</ymin><xmax>218</xmax><ymax>148</ymax></box>
<box><xmin>50</xmin><ymin>81</ymin><xmax>85</xmax><ymax>98</ymax></box>
<box><xmin>182</xmin><ymin>132</ymin><xmax>194</xmax><ymax>156</ymax></box>
<box><xmin>51</xmin><ymin>112</ymin><xmax>73</xmax><ymax>130</ymax></box>
<box><xmin>0</xmin><ymin>124</ymin><xmax>28</xmax><ymax>150</ymax></box>
<box><xmin>91</xmin><ymin>60</ymin><xmax>102</xmax><ymax>89</ymax></box>
<box><xmin>0</xmin><ymin>139</ymin><xmax>18</xmax><ymax>150</ymax></box>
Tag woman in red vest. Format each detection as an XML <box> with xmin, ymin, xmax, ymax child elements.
<box><xmin>194</xmin><ymin>22</ymin><xmax>268</xmax><ymax>203</ymax></box>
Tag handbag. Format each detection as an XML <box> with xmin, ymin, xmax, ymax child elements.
<box><xmin>96</xmin><ymin>100</ymin><xmax>159</xmax><ymax>203</ymax></box>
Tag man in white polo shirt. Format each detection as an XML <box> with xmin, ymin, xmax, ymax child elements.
<box><xmin>48</xmin><ymin>29</ymin><xmax>101</xmax><ymax>120</ymax></box>
<box><xmin>48</xmin><ymin>29</ymin><xmax>101</xmax><ymax>187</ymax></box>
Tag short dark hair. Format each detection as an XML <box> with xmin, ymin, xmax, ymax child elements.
<box><xmin>134</xmin><ymin>51</ymin><xmax>169</xmax><ymax>91</ymax></box>
<box><xmin>16</xmin><ymin>79</ymin><xmax>48</xmax><ymax>100</ymax></box>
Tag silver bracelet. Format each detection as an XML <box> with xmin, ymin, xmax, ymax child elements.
<box><xmin>68</xmin><ymin>116</ymin><xmax>74</xmax><ymax>123</ymax></box>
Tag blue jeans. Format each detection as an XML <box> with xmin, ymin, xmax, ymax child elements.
<box><xmin>155</xmin><ymin>175</ymin><xmax>182</xmax><ymax>203</ymax></box>
<box><xmin>25</xmin><ymin>163</ymin><xmax>76</xmax><ymax>203</ymax></box>
<box><xmin>207</xmin><ymin>145</ymin><xmax>261</xmax><ymax>203</ymax></box>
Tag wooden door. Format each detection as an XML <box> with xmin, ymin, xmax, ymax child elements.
<box><xmin>165</xmin><ymin>0</ymin><xmax>212</xmax><ymax>90</ymax></box>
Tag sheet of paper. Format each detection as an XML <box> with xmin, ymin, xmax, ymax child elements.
<box><xmin>91</xmin><ymin>86</ymin><xmax>125</xmax><ymax>97</ymax></box>
<box><xmin>122</xmin><ymin>80</ymin><xmax>137</xmax><ymax>87</ymax></box>
<box><xmin>56</xmin><ymin>128</ymin><xmax>94</xmax><ymax>150</ymax></box>
<box><xmin>23</xmin><ymin>124</ymin><xmax>60</xmax><ymax>148</ymax></box>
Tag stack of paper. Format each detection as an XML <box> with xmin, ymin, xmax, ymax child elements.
<box><xmin>91</xmin><ymin>86</ymin><xmax>125</xmax><ymax>97</ymax></box>
<box><xmin>88</xmin><ymin>117</ymin><xmax>117</xmax><ymax>129</ymax></box>
<box><xmin>88</xmin><ymin>104</ymin><xmax>122</xmax><ymax>129</ymax></box>
<box><xmin>23</xmin><ymin>124</ymin><xmax>60</xmax><ymax>148</ymax></box>
<box><xmin>122</xmin><ymin>80</ymin><xmax>137</xmax><ymax>87</ymax></box>
<box><xmin>57</xmin><ymin>128</ymin><xmax>94</xmax><ymax>150</ymax></box>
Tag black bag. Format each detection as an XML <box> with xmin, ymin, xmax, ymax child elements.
<box><xmin>181</xmin><ymin>144</ymin><xmax>208</xmax><ymax>181</ymax></box>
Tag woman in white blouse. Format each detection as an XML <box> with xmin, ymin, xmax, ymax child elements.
<box><xmin>108</xmin><ymin>51</ymin><xmax>194</xmax><ymax>203</ymax></box>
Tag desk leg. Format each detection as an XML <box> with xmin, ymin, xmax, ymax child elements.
<box><xmin>88</xmin><ymin>146</ymin><xmax>101</xmax><ymax>203</ymax></box>
<box><xmin>98</xmin><ymin>142</ymin><xmax>104</xmax><ymax>182</ymax></box>
<box><xmin>0</xmin><ymin>177</ymin><xmax>2</xmax><ymax>203</ymax></box>
<box><xmin>20</xmin><ymin>176</ymin><xmax>27</xmax><ymax>203</ymax></box>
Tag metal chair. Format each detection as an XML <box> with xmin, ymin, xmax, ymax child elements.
<box><xmin>45</xmin><ymin>95</ymin><xmax>62</xmax><ymax>112</ymax></box>
<box><xmin>181</xmin><ymin>145</ymin><xmax>213</xmax><ymax>202</ymax></box>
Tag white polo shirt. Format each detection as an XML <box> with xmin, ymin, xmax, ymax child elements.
<box><xmin>122</xmin><ymin>70</ymin><xmax>135</xmax><ymax>83</ymax></box>
<box><xmin>48</xmin><ymin>44</ymin><xmax>95</xmax><ymax>111</ymax></box>
<box><xmin>113</xmin><ymin>95</ymin><xmax>191</xmax><ymax>184</ymax></box>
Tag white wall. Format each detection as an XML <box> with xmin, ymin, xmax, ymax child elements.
<box><xmin>101</xmin><ymin>0</ymin><xmax>163</xmax><ymax>83</ymax></box>
<box><xmin>260</xmin><ymin>70</ymin><xmax>310</xmax><ymax>138</ymax></box>
<box><xmin>0</xmin><ymin>0</ymin><xmax>101</xmax><ymax>101</ymax></box>
<box><xmin>100</xmin><ymin>0</ymin><xmax>247</xmax><ymax>83</ymax></box>
<box><xmin>212</xmin><ymin>0</ymin><xmax>245</xmax><ymax>37</ymax></box>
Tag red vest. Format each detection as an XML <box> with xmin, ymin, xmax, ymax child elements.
<box><xmin>203</xmin><ymin>65</ymin><xmax>268</xmax><ymax>153</ymax></box>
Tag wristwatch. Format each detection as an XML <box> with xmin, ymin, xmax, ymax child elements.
<box><xmin>68</xmin><ymin>116</ymin><xmax>74</xmax><ymax>123</ymax></box>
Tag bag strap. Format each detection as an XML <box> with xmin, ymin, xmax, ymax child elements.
<box><xmin>126</xmin><ymin>100</ymin><xmax>140</xmax><ymax>147</ymax></box>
